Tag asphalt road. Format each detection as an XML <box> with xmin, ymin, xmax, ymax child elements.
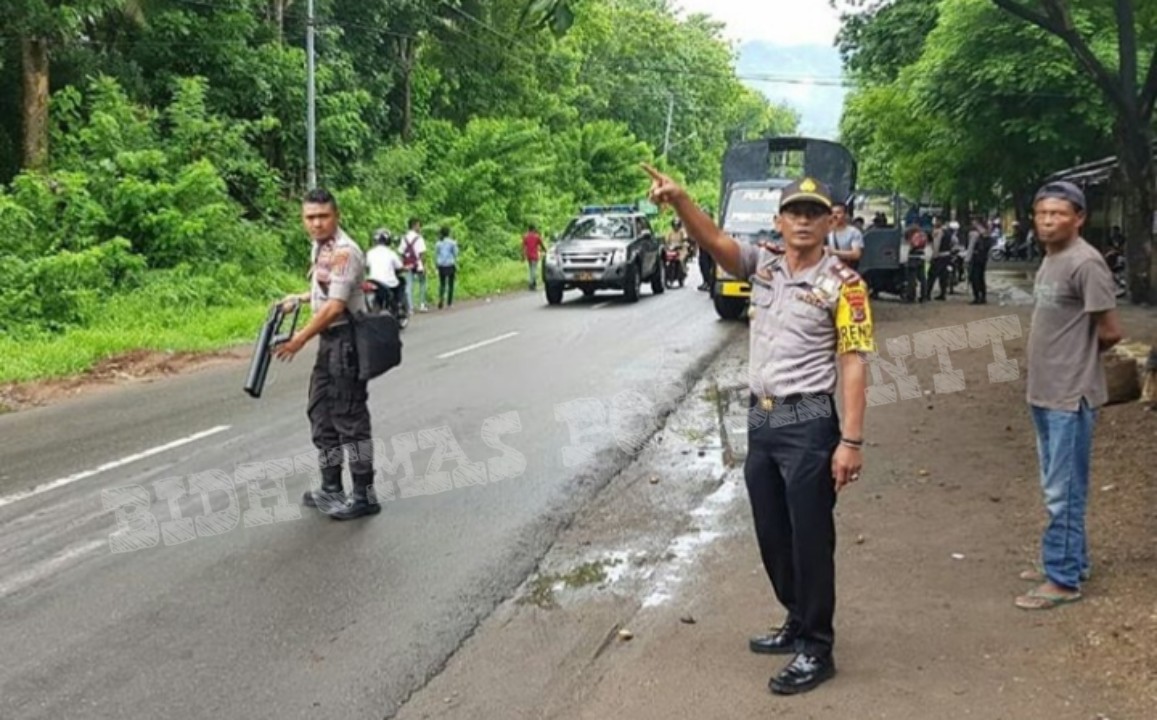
<box><xmin>0</xmin><ymin>273</ymin><xmax>742</xmax><ymax>719</ymax></box>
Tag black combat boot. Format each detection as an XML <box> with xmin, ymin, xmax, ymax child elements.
<box><xmin>303</xmin><ymin>468</ymin><xmax>345</xmax><ymax>512</ymax></box>
<box><xmin>327</xmin><ymin>473</ymin><xmax>381</xmax><ymax>521</ymax></box>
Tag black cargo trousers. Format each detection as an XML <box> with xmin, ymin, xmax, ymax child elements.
<box><xmin>308</xmin><ymin>323</ymin><xmax>374</xmax><ymax>489</ymax></box>
<box><xmin>744</xmin><ymin>393</ymin><xmax>841</xmax><ymax>658</ymax></box>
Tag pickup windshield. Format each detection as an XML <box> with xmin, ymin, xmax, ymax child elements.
<box><xmin>723</xmin><ymin>187</ymin><xmax>781</xmax><ymax>235</ymax></box>
<box><xmin>562</xmin><ymin>216</ymin><xmax>635</xmax><ymax>241</ymax></box>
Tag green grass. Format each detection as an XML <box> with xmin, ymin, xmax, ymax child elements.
<box><xmin>0</xmin><ymin>259</ymin><xmax>531</xmax><ymax>384</ymax></box>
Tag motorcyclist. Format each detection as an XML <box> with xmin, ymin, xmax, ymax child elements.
<box><xmin>366</xmin><ymin>228</ymin><xmax>407</xmax><ymax>315</ymax></box>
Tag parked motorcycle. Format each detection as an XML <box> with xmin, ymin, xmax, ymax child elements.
<box><xmin>663</xmin><ymin>246</ymin><xmax>686</xmax><ymax>288</ymax></box>
<box><xmin>989</xmin><ymin>235</ymin><xmax>1030</xmax><ymax>262</ymax></box>
<box><xmin>1105</xmin><ymin>249</ymin><xmax>1127</xmax><ymax>299</ymax></box>
<box><xmin>946</xmin><ymin>247</ymin><xmax>965</xmax><ymax>293</ymax></box>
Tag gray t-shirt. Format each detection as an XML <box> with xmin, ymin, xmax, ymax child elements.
<box><xmin>1026</xmin><ymin>238</ymin><xmax>1117</xmax><ymax>411</ymax></box>
<box><xmin>829</xmin><ymin>225</ymin><xmax>864</xmax><ymax>253</ymax></box>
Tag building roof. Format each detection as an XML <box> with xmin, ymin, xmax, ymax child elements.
<box><xmin>1044</xmin><ymin>141</ymin><xmax>1157</xmax><ymax>187</ymax></box>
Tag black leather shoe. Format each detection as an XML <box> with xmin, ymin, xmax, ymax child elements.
<box><xmin>327</xmin><ymin>488</ymin><xmax>381</xmax><ymax>521</ymax></box>
<box><xmin>749</xmin><ymin>623</ymin><xmax>800</xmax><ymax>655</ymax></box>
<box><xmin>769</xmin><ymin>653</ymin><xmax>836</xmax><ymax>695</ymax></box>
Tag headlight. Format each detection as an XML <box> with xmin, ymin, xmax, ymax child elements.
<box><xmin>611</xmin><ymin>249</ymin><xmax>626</xmax><ymax>264</ymax></box>
<box><xmin>546</xmin><ymin>248</ymin><xmax>562</xmax><ymax>265</ymax></box>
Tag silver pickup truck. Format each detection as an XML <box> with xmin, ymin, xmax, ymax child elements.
<box><xmin>542</xmin><ymin>206</ymin><xmax>665</xmax><ymax>305</ymax></box>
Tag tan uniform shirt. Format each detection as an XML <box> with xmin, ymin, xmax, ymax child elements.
<box><xmin>739</xmin><ymin>244</ymin><xmax>876</xmax><ymax>398</ymax></box>
<box><xmin>310</xmin><ymin>228</ymin><xmax>368</xmax><ymax>323</ymax></box>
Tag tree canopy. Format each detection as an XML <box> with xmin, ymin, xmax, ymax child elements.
<box><xmin>0</xmin><ymin>0</ymin><xmax>798</xmax><ymax>339</ymax></box>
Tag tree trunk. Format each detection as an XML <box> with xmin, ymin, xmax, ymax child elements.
<box><xmin>21</xmin><ymin>36</ymin><xmax>49</xmax><ymax>171</ymax></box>
<box><xmin>1115</xmin><ymin>119</ymin><xmax>1155</xmax><ymax>304</ymax></box>
<box><xmin>1011</xmin><ymin>187</ymin><xmax>1030</xmax><ymax>243</ymax></box>
<box><xmin>274</xmin><ymin>0</ymin><xmax>289</xmax><ymax>44</ymax></box>
<box><xmin>398</xmin><ymin>38</ymin><xmax>416</xmax><ymax>144</ymax></box>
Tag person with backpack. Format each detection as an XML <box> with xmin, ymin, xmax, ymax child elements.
<box><xmin>434</xmin><ymin>225</ymin><xmax>460</xmax><ymax>309</ymax></box>
<box><xmin>401</xmin><ymin>217</ymin><xmax>428</xmax><ymax>313</ymax></box>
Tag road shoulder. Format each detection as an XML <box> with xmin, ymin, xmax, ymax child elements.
<box><xmin>396</xmin><ymin>298</ymin><xmax>1148</xmax><ymax>720</ymax></box>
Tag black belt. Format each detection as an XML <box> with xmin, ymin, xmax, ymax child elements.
<box><xmin>749</xmin><ymin>393</ymin><xmax>831</xmax><ymax>411</ymax></box>
<box><xmin>321</xmin><ymin>321</ymin><xmax>352</xmax><ymax>338</ymax></box>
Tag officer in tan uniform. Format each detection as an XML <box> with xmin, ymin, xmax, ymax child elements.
<box><xmin>644</xmin><ymin>165</ymin><xmax>873</xmax><ymax>695</ymax></box>
<box><xmin>275</xmin><ymin>188</ymin><xmax>380</xmax><ymax>521</ymax></box>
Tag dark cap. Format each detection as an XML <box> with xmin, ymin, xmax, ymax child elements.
<box><xmin>779</xmin><ymin>177</ymin><xmax>833</xmax><ymax>212</ymax></box>
<box><xmin>1033</xmin><ymin>181</ymin><xmax>1086</xmax><ymax>211</ymax></box>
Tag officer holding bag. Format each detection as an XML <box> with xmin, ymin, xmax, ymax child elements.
<box><xmin>275</xmin><ymin>189</ymin><xmax>385</xmax><ymax>521</ymax></box>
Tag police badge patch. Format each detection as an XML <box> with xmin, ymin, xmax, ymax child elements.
<box><xmin>843</xmin><ymin>285</ymin><xmax>868</xmax><ymax>323</ymax></box>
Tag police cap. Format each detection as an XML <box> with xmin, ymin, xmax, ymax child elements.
<box><xmin>779</xmin><ymin>177</ymin><xmax>833</xmax><ymax>212</ymax></box>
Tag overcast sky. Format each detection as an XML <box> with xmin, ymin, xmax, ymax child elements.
<box><xmin>676</xmin><ymin>0</ymin><xmax>843</xmax><ymax>47</ymax></box>
<box><xmin>675</xmin><ymin>0</ymin><xmax>847</xmax><ymax>138</ymax></box>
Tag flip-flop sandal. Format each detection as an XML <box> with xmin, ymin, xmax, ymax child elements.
<box><xmin>1014</xmin><ymin>588</ymin><xmax>1082</xmax><ymax>610</ymax></box>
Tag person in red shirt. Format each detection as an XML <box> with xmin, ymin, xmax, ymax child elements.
<box><xmin>523</xmin><ymin>224</ymin><xmax>546</xmax><ymax>291</ymax></box>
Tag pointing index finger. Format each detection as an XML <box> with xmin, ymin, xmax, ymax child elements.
<box><xmin>640</xmin><ymin>163</ymin><xmax>665</xmax><ymax>181</ymax></box>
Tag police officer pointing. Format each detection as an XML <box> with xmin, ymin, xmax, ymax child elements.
<box><xmin>275</xmin><ymin>189</ymin><xmax>380</xmax><ymax>521</ymax></box>
<box><xmin>644</xmin><ymin>165</ymin><xmax>873</xmax><ymax>695</ymax></box>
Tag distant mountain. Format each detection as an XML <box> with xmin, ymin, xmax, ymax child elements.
<box><xmin>736</xmin><ymin>41</ymin><xmax>847</xmax><ymax>140</ymax></box>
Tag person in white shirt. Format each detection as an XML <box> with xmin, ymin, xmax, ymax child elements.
<box><xmin>367</xmin><ymin>228</ymin><xmax>405</xmax><ymax>312</ymax></box>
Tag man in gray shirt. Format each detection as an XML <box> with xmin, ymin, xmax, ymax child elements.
<box><xmin>1016</xmin><ymin>181</ymin><xmax>1121</xmax><ymax>610</ymax></box>
<box><xmin>826</xmin><ymin>202</ymin><xmax>863</xmax><ymax>270</ymax></box>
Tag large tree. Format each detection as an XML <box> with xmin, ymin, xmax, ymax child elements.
<box><xmin>990</xmin><ymin>0</ymin><xmax>1157</xmax><ymax>302</ymax></box>
<box><xmin>11</xmin><ymin>0</ymin><xmax>150</xmax><ymax>170</ymax></box>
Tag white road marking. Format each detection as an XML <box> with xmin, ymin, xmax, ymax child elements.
<box><xmin>0</xmin><ymin>539</ymin><xmax>105</xmax><ymax>598</ymax></box>
<box><xmin>436</xmin><ymin>332</ymin><xmax>520</xmax><ymax>360</ymax></box>
<box><xmin>0</xmin><ymin>425</ymin><xmax>231</xmax><ymax>511</ymax></box>
<box><xmin>592</xmin><ymin>302</ymin><xmax>612</xmax><ymax>310</ymax></box>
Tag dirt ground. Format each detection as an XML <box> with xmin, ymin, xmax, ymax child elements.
<box><xmin>0</xmin><ymin>347</ymin><xmax>250</xmax><ymax>413</ymax></box>
<box><xmin>393</xmin><ymin>289</ymin><xmax>1157</xmax><ymax>720</ymax></box>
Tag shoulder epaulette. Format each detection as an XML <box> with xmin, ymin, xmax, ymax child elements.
<box><xmin>830</xmin><ymin>260</ymin><xmax>861</xmax><ymax>286</ymax></box>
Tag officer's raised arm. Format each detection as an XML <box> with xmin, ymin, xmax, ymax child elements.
<box><xmin>642</xmin><ymin>163</ymin><xmax>754</xmax><ymax>279</ymax></box>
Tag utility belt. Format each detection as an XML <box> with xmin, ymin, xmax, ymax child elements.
<box><xmin>320</xmin><ymin>321</ymin><xmax>353</xmax><ymax>339</ymax></box>
<box><xmin>749</xmin><ymin>392</ymin><xmax>832</xmax><ymax>412</ymax></box>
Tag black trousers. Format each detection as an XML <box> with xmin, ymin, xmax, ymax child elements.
<box><xmin>438</xmin><ymin>265</ymin><xmax>457</xmax><ymax>307</ymax></box>
<box><xmin>308</xmin><ymin>325</ymin><xmax>373</xmax><ymax>487</ymax></box>
<box><xmin>744</xmin><ymin>394</ymin><xmax>840</xmax><ymax>657</ymax></box>
<box><xmin>905</xmin><ymin>258</ymin><xmax>927</xmax><ymax>303</ymax></box>
<box><xmin>927</xmin><ymin>256</ymin><xmax>949</xmax><ymax>299</ymax></box>
<box><xmin>969</xmin><ymin>261</ymin><xmax>987</xmax><ymax>301</ymax></box>
<box><xmin>698</xmin><ymin>247</ymin><xmax>715</xmax><ymax>286</ymax></box>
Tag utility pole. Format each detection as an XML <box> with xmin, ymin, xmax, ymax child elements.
<box><xmin>306</xmin><ymin>0</ymin><xmax>318</xmax><ymax>189</ymax></box>
<box><xmin>662</xmin><ymin>93</ymin><xmax>674</xmax><ymax>160</ymax></box>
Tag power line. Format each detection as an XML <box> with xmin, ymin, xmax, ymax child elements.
<box><xmin>436</xmin><ymin>0</ymin><xmax>516</xmax><ymax>44</ymax></box>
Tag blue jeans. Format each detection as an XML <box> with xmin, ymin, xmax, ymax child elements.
<box><xmin>1030</xmin><ymin>400</ymin><xmax>1096</xmax><ymax>590</ymax></box>
<box><xmin>407</xmin><ymin>269</ymin><xmax>428</xmax><ymax>311</ymax></box>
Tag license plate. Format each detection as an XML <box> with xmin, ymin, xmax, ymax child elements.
<box><xmin>577</xmin><ymin>272</ymin><xmax>594</xmax><ymax>281</ymax></box>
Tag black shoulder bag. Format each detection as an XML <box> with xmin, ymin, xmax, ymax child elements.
<box><xmin>346</xmin><ymin>308</ymin><xmax>403</xmax><ymax>381</ymax></box>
